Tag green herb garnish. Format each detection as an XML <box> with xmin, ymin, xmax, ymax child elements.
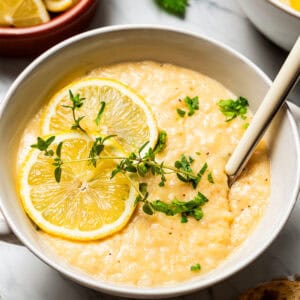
<box><xmin>95</xmin><ymin>101</ymin><xmax>106</xmax><ymax>126</ymax></box>
<box><xmin>31</xmin><ymin>92</ymin><xmax>210</xmax><ymax>223</ymax></box>
<box><xmin>153</xmin><ymin>130</ymin><xmax>167</xmax><ymax>154</ymax></box>
<box><xmin>155</xmin><ymin>0</ymin><xmax>189</xmax><ymax>17</ymax></box>
<box><xmin>177</xmin><ymin>108</ymin><xmax>186</xmax><ymax>117</ymax></box>
<box><xmin>89</xmin><ymin>135</ymin><xmax>116</xmax><ymax>167</ymax></box>
<box><xmin>31</xmin><ymin>136</ymin><xmax>55</xmax><ymax>156</ymax></box>
<box><xmin>243</xmin><ymin>122</ymin><xmax>249</xmax><ymax>129</ymax></box>
<box><xmin>62</xmin><ymin>90</ymin><xmax>86</xmax><ymax>133</ymax></box>
<box><xmin>217</xmin><ymin>96</ymin><xmax>249</xmax><ymax>122</ymax></box>
<box><xmin>52</xmin><ymin>142</ymin><xmax>64</xmax><ymax>183</ymax></box>
<box><xmin>31</xmin><ymin>136</ymin><xmax>64</xmax><ymax>182</ymax></box>
<box><xmin>207</xmin><ymin>172</ymin><xmax>214</xmax><ymax>184</ymax></box>
<box><xmin>176</xmin><ymin>96</ymin><xmax>199</xmax><ymax>117</ymax></box>
<box><xmin>136</xmin><ymin>182</ymin><xmax>208</xmax><ymax>223</ymax></box>
<box><xmin>184</xmin><ymin>96</ymin><xmax>199</xmax><ymax>116</ymax></box>
<box><xmin>190</xmin><ymin>263</ymin><xmax>201</xmax><ymax>271</ymax></box>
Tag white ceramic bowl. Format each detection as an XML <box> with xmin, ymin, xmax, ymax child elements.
<box><xmin>0</xmin><ymin>25</ymin><xmax>299</xmax><ymax>298</ymax></box>
<box><xmin>237</xmin><ymin>0</ymin><xmax>300</xmax><ymax>51</ymax></box>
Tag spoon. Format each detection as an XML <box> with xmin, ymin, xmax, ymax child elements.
<box><xmin>226</xmin><ymin>36</ymin><xmax>300</xmax><ymax>186</ymax></box>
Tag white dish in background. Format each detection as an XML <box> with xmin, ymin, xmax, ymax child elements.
<box><xmin>0</xmin><ymin>25</ymin><xmax>299</xmax><ymax>298</ymax></box>
<box><xmin>237</xmin><ymin>0</ymin><xmax>300</xmax><ymax>51</ymax></box>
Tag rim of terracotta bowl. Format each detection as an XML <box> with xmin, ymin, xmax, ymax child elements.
<box><xmin>1</xmin><ymin>25</ymin><xmax>300</xmax><ymax>298</ymax></box>
<box><xmin>267</xmin><ymin>0</ymin><xmax>300</xmax><ymax>19</ymax></box>
<box><xmin>0</xmin><ymin>0</ymin><xmax>95</xmax><ymax>36</ymax></box>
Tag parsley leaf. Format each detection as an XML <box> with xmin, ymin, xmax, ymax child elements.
<box><xmin>217</xmin><ymin>96</ymin><xmax>249</xmax><ymax>122</ymax></box>
<box><xmin>243</xmin><ymin>122</ymin><xmax>249</xmax><ymax>129</ymax></box>
<box><xmin>177</xmin><ymin>108</ymin><xmax>186</xmax><ymax>117</ymax></box>
<box><xmin>190</xmin><ymin>263</ymin><xmax>201</xmax><ymax>271</ymax></box>
<box><xmin>155</xmin><ymin>0</ymin><xmax>189</xmax><ymax>17</ymax></box>
<box><xmin>184</xmin><ymin>96</ymin><xmax>199</xmax><ymax>116</ymax></box>
<box><xmin>176</xmin><ymin>96</ymin><xmax>199</xmax><ymax>118</ymax></box>
<box><xmin>207</xmin><ymin>172</ymin><xmax>214</xmax><ymax>184</ymax></box>
<box><xmin>153</xmin><ymin>130</ymin><xmax>168</xmax><ymax>154</ymax></box>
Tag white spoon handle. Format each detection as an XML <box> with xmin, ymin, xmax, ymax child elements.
<box><xmin>226</xmin><ymin>36</ymin><xmax>300</xmax><ymax>184</ymax></box>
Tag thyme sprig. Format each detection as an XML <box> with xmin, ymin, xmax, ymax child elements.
<box><xmin>135</xmin><ymin>182</ymin><xmax>208</xmax><ymax>223</ymax></box>
<box><xmin>88</xmin><ymin>134</ymin><xmax>116</xmax><ymax>167</ymax></box>
<box><xmin>62</xmin><ymin>90</ymin><xmax>86</xmax><ymax>133</ymax></box>
<box><xmin>30</xmin><ymin>91</ymin><xmax>212</xmax><ymax>223</ymax></box>
<box><xmin>31</xmin><ymin>136</ymin><xmax>64</xmax><ymax>182</ymax></box>
<box><xmin>95</xmin><ymin>101</ymin><xmax>106</xmax><ymax>126</ymax></box>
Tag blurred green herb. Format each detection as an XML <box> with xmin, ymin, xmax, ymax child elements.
<box><xmin>190</xmin><ymin>263</ymin><xmax>201</xmax><ymax>271</ymax></box>
<box><xmin>155</xmin><ymin>0</ymin><xmax>189</xmax><ymax>17</ymax></box>
<box><xmin>177</xmin><ymin>108</ymin><xmax>186</xmax><ymax>117</ymax></box>
<box><xmin>217</xmin><ymin>96</ymin><xmax>249</xmax><ymax>122</ymax></box>
<box><xmin>207</xmin><ymin>172</ymin><xmax>214</xmax><ymax>184</ymax></box>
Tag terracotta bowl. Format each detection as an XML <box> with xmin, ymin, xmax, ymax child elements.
<box><xmin>0</xmin><ymin>0</ymin><xmax>97</xmax><ymax>57</ymax></box>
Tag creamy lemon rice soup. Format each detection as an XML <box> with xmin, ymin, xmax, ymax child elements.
<box><xmin>17</xmin><ymin>61</ymin><xmax>270</xmax><ymax>287</ymax></box>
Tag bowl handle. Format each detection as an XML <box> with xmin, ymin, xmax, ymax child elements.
<box><xmin>0</xmin><ymin>210</ymin><xmax>10</xmax><ymax>235</ymax></box>
<box><xmin>0</xmin><ymin>210</ymin><xmax>22</xmax><ymax>245</ymax></box>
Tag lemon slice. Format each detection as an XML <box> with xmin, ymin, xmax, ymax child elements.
<box><xmin>0</xmin><ymin>0</ymin><xmax>49</xmax><ymax>27</ymax></box>
<box><xmin>44</xmin><ymin>0</ymin><xmax>75</xmax><ymax>13</ymax></box>
<box><xmin>291</xmin><ymin>0</ymin><xmax>300</xmax><ymax>11</ymax></box>
<box><xmin>19</xmin><ymin>133</ymin><xmax>136</xmax><ymax>241</ymax></box>
<box><xmin>41</xmin><ymin>78</ymin><xmax>158</xmax><ymax>154</ymax></box>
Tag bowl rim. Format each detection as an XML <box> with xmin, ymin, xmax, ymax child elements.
<box><xmin>0</xmin><ymin>0</ymin><xmax>95</xmax><ymax>36</ymax></box>
<box><xmin>1</xmin><ymin>24</ymin><xmax>300</xmax><ymax>298</ymax></box>
<box><xmin>267</xmin><ymin>0</ymin><xmax>300</xmax><ymax>19</ymax></box>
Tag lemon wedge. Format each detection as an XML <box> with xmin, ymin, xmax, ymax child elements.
<box><xmin>41</xmin><ymin>78</ymin><xmax>158</xmax><ymax>154</ymax></box>
<box><xmin>19</xmin><ymin>133</ymin><xmax>136</xmax><ymax>241</ymax></box>
<box><xmin>0</xmin><ymin>0</ymin><xmax>49</xmax><ymax>27</ymax></box>
<box><xmin>44</xmin><ymin>0</ymin><xmax>75</xmax><ymax>13</ymax></box>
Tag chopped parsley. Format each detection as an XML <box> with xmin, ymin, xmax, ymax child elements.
<box><xmin>217</xmin><ymin>96</ymin><xmax>249</xmax><ymax>122</ymax></box>
<box><xmin>243</xmin><ymin>122</ymin><xmax>249</xmax><ymax>129</ymax></box>
<box><xmin>184</xmin><ymin>96</ymin><xmax>199</xmax><ymax>116</ymax></box>
<box><xmin>155</xmin><ymin>0</ymin><xmax>189</xmax><ymax>17</ymax></box>
<box><xmin>207</xmin><ymin>172</ymin><xmax>214</xmax><ymax>184</ymax></box>
<box><xmin>176</xmin><ymin>96</ymin><xmax>199</xmax><ymax>118</ymax></box>
<box><xmin>177</xmin><ymin>108</ymin><xmax>186</xmax><ymax>117</ymax></box>
<box><xmin>190</xmin><ymin>263</ymin><xmax>201</xmax><ymax>271</ymax></box>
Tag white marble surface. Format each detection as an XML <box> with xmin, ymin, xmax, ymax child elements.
<box><xmin>0</xmin><ymin>0</ymin><xmax>300</xmax><ymax>299</ymax></box>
